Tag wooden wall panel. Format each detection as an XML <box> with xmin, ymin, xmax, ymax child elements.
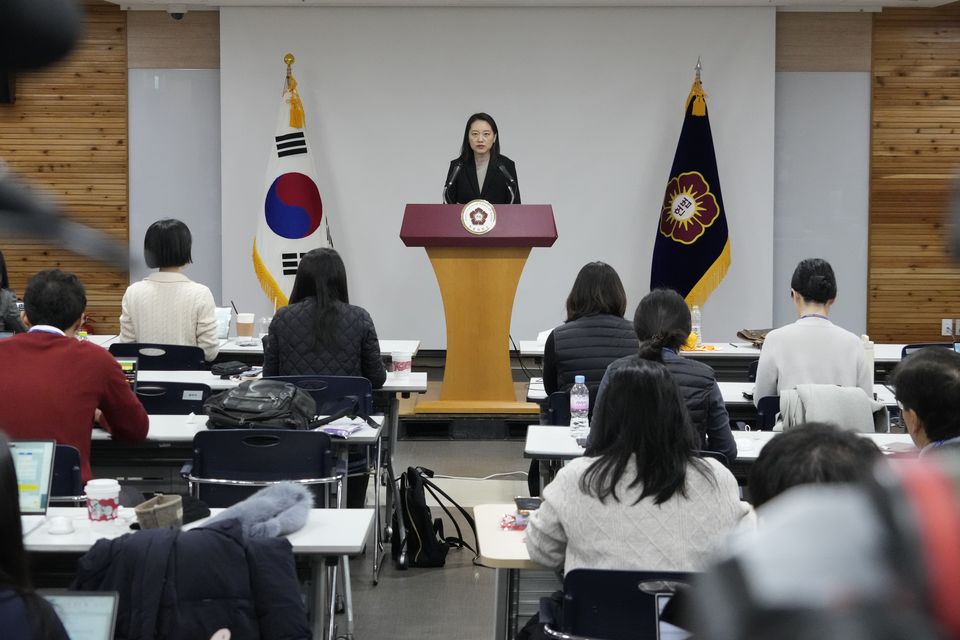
<box><xmin>127</xmin><ymin>11</ymin><xmax>219</xmax><ymax>69</ymax></box>
<box><xmin>869</xmin><ymin>3</ymin><xmax>960</xmax><ymax>342</ymax></box>
<box><xmin>777</xmin><ymin>12</ymin><xmax>873</xmax><ymax>72</ymax></box>
<box><xmin>0</xmin><ymin>1</ymin><xmax>127</xmax><ymax>334</ymax></box>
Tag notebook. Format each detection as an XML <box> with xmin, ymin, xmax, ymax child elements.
<box><xmin>42</xmin><ymin>592</ymin><xmax>119</xmax><ymax>640</ymax></box>
<box><xmin>115</xmin><ymin>356</ymin><xmax>139</xmax><ymax>391</ymax></box>
<box><xmin>11</xmin><ymin>439</ymin><xmax>56</xmax><ymax>535</ymax></box>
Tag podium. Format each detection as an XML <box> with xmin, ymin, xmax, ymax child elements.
<box><xmin>400</xmin><ymin>203</ymin><xmax>557</xmax><ymax>414</ymax></box>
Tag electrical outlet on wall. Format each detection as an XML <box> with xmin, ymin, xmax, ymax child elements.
<box><xmin>942</xmin><ymin>319</ymin><xmax>954</xmax><ymax>337</ymax></box>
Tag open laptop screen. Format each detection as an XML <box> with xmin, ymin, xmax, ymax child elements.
<box><xmin>42</xmin><ymin>592</ymin><xmax>119</xmax><ymax>640</ymax></box>
<box><xmin>11</xmin><ymin>440</ymin><xmax>55</xmax><ymax>515</ymax></box>
<box><xmin>115</xmin><ymin>356</ymin><xmax>138</xmax><ymax>391</ymax></box>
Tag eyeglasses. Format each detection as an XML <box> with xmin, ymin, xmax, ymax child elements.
<box><xmin>469</xmin><ymin>131</ymin><xmax>494</xmax><ymax>140</ymax></box>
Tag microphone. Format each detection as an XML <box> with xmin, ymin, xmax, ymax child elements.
<box><xmin>443</xmin><ymin>161</ymin><xmax>463</xmax><ymax>204</ymax></box>
<box><xmin>498</xmin><ymin>163</ymin><xmax>517</xmax><ymax>204</ymax></box>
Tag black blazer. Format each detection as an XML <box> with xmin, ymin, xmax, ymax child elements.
<box><xmin>444</xmin><ymin>154</ymin><xmax>520</xmax><ymax>205</ymax></box>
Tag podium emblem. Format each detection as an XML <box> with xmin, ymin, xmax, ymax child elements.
<box><xmin>461</xmin><ymin>199</ymin><xmax>497</xmax><ymax>235</ymax></box>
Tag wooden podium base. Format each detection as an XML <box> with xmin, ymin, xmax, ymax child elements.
<box><xmin>415</xmin><ymin>400</ymin><xmax>540</xmax><ymax>415</ymax></box>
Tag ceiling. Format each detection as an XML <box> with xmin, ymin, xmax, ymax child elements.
<box><xmin>107</xmin><ymin>0</ymin><xmax>954</xmax><ymax>10</ymax></box>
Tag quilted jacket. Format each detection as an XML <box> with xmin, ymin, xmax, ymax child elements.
<box><xmin>542</xmin><ymin>313</ymin><xmax>637</xmax><ymax>396</ymax></box>
<box><xmin>263</xmin><ymin>297</ymin><xmax>387</xmax><ymax>389</ymax></box>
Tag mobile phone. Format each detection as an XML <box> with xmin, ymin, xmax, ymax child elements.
<box><xmin>514</xmin><ymin>497</ymin><xmax>542</xmax><ymax>514</ymax></box>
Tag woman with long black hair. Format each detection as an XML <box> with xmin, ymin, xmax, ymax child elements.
<box><xmin>263</xmin><ymin>248</ymin><xmax>386</xmax><ymax>388</ymax></box>
<box><xmin>443</xmin><ymin>112</ymin><xmax>520</xmax><ymax>205</ymax></box>
<box><xmin>525</xmin><ymin>361</ymin><xmax>753</xmax><ymax>574</ymax></box>
<box><xmin>0</xmin><ymin>434</ymin><xmax>68</xmax><ymax>639</ymax></box>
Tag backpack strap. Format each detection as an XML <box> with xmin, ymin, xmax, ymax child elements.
<box><xmin>312</xmin><ymin>395</ymin><xmax>381</xmax><ymax>429</ymax></box>
<box><xmin>415</xmin><ymin>467</ymin><xmax>479</xmax><ymax>561</ymax></box>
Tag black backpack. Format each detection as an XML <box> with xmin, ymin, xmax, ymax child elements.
<box><xmin>392</xmin><ymin>466</ymin><xmax>478</xmax><ymax>568</ymax></box>
<box><xmin>203</xmin><ymin>379</ymin><xmax>317</xmax><ymax>430</ymax></box>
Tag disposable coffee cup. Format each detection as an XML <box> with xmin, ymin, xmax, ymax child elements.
<box><xmin>392</xmin><ymin>352</ymin><xmax>413</xmax><ymax>380</ymax></box>
<box><xmin>236</xmin><ymin>313</ymin><xmax>255</xmax><ymax>338</ymax></box>
<box><xmin>85</xmin><ymin>479</ymin><xmax>121</xmax><ymax>522</ymax></box>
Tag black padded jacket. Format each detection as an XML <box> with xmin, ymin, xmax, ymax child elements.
<box><xmin>263</xmin><ymin>298</ymin><xmax>387</xmax><ymax>389</ymax></box>
<box><xmin>542</xmin><ymin>314</ymin><xmax>637</xmax><ymax>396</ymax></box>
<box><xmin>595</xmin><ymin>350</ymin><xmax>738</xmax><ymax>463</ymax></box>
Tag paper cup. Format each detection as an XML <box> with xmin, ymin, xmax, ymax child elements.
<box><xmin>392</xmin><ymin>352</ymin><xmax>413</xmax><ymax>379</ymax></box>
<box><xmin>85</xmin><ymin>479</ymin><xmax>121</xmax><ymax>522</ymax></box>
<box><xmin>236</xmin><ymin>312</ymin><xmax>255</xmax><ymax>338</ymax></box>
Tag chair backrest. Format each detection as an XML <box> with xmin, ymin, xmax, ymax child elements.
<box><xmin>136</xmin><ymin>382</ymin><xmax>211</xmax><ymax>414</ymax></box>
<box><xmin>697</xmin><ymin>449</ymin><xmax>729</xmax><ymax>467</ymax></box>
<box><xmin>558</xmin><ymin>569</ymin><xmax>694</xmax><ymax>640</ymax></box>
<box><xmin>266</xmin><ymin>375</ymin><xmax>373</xmax><ymax>415</ymax></box>
<box><xmin>756</xmin><ymin>396</ymin><xmax>780</xmax><ymax>431</ymax></box>
<box><xmin>51</xmin><ymin>444</ymin><xmax>83</xmax><ymax>503</ymax></box>
<box><xmin>188</xmin><ymin>429</ymin><xmax>338</xmax><ymax>508</ymax></box>
<box><xmin>901</xmin><ymin>343</ymin><xmax>954</xmax><ymax>359</ymax></box>
<box><xmin>747</xmin><ymin>359</ymin><xmax>759</xmax><ymax>383</ymax></box>
<box><xmin>545</xmin><ymin>391</ymin><xmax>571</xmax><ymax>426</ymax></box>
<box><xmin>109</xmin><ymin>343</ymin><xmax>205</xmax><ymax>371</ymax></box>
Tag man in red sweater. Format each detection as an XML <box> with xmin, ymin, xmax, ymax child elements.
<box><xmin>0</xmin><ymin>270</ymin><xmax>148</xmax><ymax>481</ymax></box>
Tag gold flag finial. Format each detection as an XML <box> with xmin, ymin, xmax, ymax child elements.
<box><xmin>695</xmin><ymin>56</ymin><xmax>702</xmax><ymax>82</ymax></box>
<box><xmin>282</xmin><ymin>53</ymin><xmax>305</xmax><ymax>129</ymax></box>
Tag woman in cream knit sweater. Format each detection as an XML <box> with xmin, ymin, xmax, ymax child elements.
<box><xmin>119</xmin><ymin>219</ymin><xmax>219</xmax><ymax>361</ymax></box>
<box><xmin>526</xmin><ymin>360</ymin><xmax>754</xmax><ymax>574</ymax></box>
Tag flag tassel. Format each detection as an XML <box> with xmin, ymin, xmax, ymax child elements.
<box><xmin>286</xmin><ymin>75</ymin><xmax>306</xmax><ymax>129</ymax></box>
<box><xmin>685</xmin><ymin>78</ymin><xmax>708</xmax><ymax>117</ymax></box>
<box><xmin>252</xmin><ymin>239</ymin><xmax>289</xmax><ymax>309</ymax></box>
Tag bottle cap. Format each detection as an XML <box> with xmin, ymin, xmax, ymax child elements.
<box><xmin>574</xmin><ymin>375</ymin><xmax>585</xmax><ymax>384</ymax></box>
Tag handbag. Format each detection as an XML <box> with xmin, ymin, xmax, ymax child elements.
<box><xmin>391</xmin><ymin>466</ymin><xmax>478</xmax><ymax>568</ymax></box>
<box><xmin>203</xmin><ymin>379</ymin><xmax>317</xmax><ymax>430</ymax></box>
<box><xmin>210</xmin><ymin>360</ymin><xmax>252</xmax><ymax>378</ymax></box>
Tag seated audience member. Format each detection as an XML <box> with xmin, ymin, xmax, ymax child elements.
<box><xmin>542</xmin><ymin>261</ymin><xmax>636</xmax><ymax>398</ymax></box>
<box><xmin>748</xmin><ymin>422</ymin><xmax>883</xmax><ymax>508</ymax></box>
<box><xmin>263</xmin><ymin>248</ymin><xmax>387</xmax><ymax>388</ymax></box>
<box><xmin>0</xmin><ymin>435</ymin><xmax>69</xmax><ymax>640</ymax></box>
<box><xmin>595</xmin><ymin>288</ymin><xmax>737</xmax><ymax>462</ymax></box>
<box><xmin>890</xmin><ymin>348</ymin><xmax>960</xmax><ymax>456</ymax></box>
<box><xmin>0</xmin><ymin>270</ymin><xmax>148</xmax><ymax>482</ymax></box>
<box><xmin>526</xmin><ymin>360</ymin><xmax>754</xmax><ymax>574</ymax></box>
<box><xmin>754</xmin><ymin>258</ymin><xmax>871</xmax><ymax>405</ymax></box>
<box><xmin>119</xmin><ymin>218</ymin><xmax>219</xmax><ymax>361</ymax></box>
<box><xmin>0</xmin><ymin>250</ymin><xmax>25</xmax><ymax>334</ymax></box>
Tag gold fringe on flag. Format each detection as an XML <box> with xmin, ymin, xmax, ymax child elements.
<box><xmin>284</xmin><ymin>53</ymin><xmax>305</xmax><ymax>129</ymax></box>
<box><xmin>685</xmin><ymin>77</ymin><xmax>708</xmax><ymax>117</ymax></box>
<box><xmin>684</xmin><ymin>238</ymin><xmax>730</xmax><ymax>309</ymax></box>
<box><xmin>253</xmin><ymin>239</ymin><xmax>289</xmax><ymax>309</ymax></box>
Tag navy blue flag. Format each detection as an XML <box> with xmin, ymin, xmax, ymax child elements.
<box><xmin>650</xmin><ymin>75</ymin><xmax>730</xmax><ymax>307</ymax></box>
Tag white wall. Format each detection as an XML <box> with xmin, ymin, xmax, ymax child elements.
<box><xmin>773</xmin><ymin>72</ymin><xmax>870</xmax><ymax>336</ymax></box>
<box><xmin>129</xmin><ymin>69</ymin><xmax>222</xmax><ymax>299</ymax></box>
<box><xmin>220</xmin><ymin>7</ymin><xmax>775</xmax><ymax>347</ymax></box>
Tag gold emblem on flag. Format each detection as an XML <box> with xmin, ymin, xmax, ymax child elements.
<box><xmin>659</xmin><ymin>171</ymin><xmax>720</xmax><ymax>245</ymax></box>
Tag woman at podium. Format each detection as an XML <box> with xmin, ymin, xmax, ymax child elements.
<box><xmin>443</xmin><ymin>112</ymin><xmax>521</xmax><ymax>205</ymax></box>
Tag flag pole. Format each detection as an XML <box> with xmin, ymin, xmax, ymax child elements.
<box><xmin>695</xmin><ymin>56</ymin><xmax>702</xmax><ymax>82</ymax></box>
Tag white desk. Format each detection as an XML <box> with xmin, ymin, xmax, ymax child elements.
<box><xmin>523</xmin><ymin>425</ymin><xmax>917</xmax><ymax>463</ymax></box>
<box><xmin>25</xmin><ymin>506</ymin><xmax>373</xmax><ymax>640</ymax></box>
<box><xmin>217</xmin><ymin>337</ymin><xmax>421</xmax><ymax>358</ymax></box>
<box><xmin>137</xmin><ymin>369</ymin><xmax>428</xmax><ymax>394</ymax></box>
<box><xmin>519</xmin><ymin>340</ymin><xmax>907</xmax><ymax>362</ymax></box>
<box><xmin>474</xmin><ymin>503</ymin><xmax>551</xmax><ymax>640</ymax></box>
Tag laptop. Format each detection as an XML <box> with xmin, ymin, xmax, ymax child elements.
<box><xmin>115</xmin><ymin>356</ymin><xmax>139</xmax><ymax>392</ymax></box>
<box><xmin>42</xmin><ymin>591</ymin><xmax>119</xmax><ymax>640</ymax></box>
<box><xmin>11</xmin><ymin>439</ymin><xmax>56</xmax><ymax>535</ymax></box>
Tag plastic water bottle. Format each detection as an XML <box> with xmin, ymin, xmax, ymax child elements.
<box><xmin>691</xmin><ymin>305</ymin><xmax>702</xmax><ymax>347</ymax></box>
<box><xmin>570</xmin><ymin>375</ymin><xmax>590</xmax><ymax>445</ymax></box>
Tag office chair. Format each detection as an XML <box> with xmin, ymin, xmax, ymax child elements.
<box><xmin>182</xmin><ymin>429</ymin><xmax>344</xmax><ymax>640</ymax></box>
<box><xmin>747</xmin><ymin>359</ymin><xmax>759</xmax><ymax>383</ymax></box>
<box><xmin>900</xmin><ymin>343</ymin><xmax>954</xmax><ymax>359</ymax></box>
<box><xmin>50</xmin><ymin>444</ymin><xmax>83</xmax><ymax>505</ymax></box>
<box><xmin>544</xmin><ymin>391</ymin><xmax>571</xmax><ymax>426</ymax></box>
<box><xmin>756</xmin><ymin>396</ymin><xmax>780</xmax><ymax>431</ymax></box>
<box><xmin>697</xmin><ymin>450</ymin><xmax>729</xmax><ymax>467</ymax></box>
<box><xmin>266</xmin><ymin>374</ymin><xmax>392</xmax><ymax>583</ymax></box>
<box><xmin>542</xmin><ymin>569</ymin><xmax>694</xmax><ymax>640</ymax></box>
<box><xmin>109</xmin><ymin>342</ymin><xmax>205</xmax><ymax>371</ymax></box>
<box><xmin>135</xmin><ymin>382</ymin><xmax>211</xmax><ymax>414</ymax></box>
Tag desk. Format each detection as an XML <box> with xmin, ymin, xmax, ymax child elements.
<box><xmin>89</xmin><ymin>335</ymin><xmax>421</xmax><ymax>359</ymax></box>
<box><xmin>474</xmin><ymin>503</ymin><xmax>554</xmax><ymax>640</ymax></box>
<box><xmin>25</xmin><ymin>506</ymin><xmax>373</xmax><ymax>640</ymax></box>
<box><xmin>137</xmin><ymin>369</ymin><xmax>428</xmax><ymax>395</ymax></box>
<box><xmin>519</xmin><ymin>341</ymin><xmax>909</xmax><ymax>381</ymax></box>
